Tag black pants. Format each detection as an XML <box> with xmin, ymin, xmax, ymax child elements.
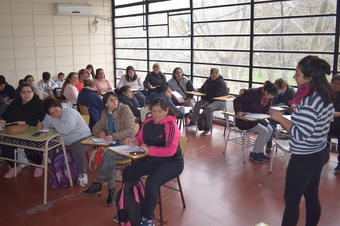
<box><xmin>282</xmin><ymin>147</ymin><xmax>329</xmax><ymax>226</ymax></box>
<box><xmin>122</xmin><ymin>157</ymin><xmax>184</xmax><ymax>220</ymax></box>
<box><xmin>0</xmin><ymin>144</ymin><xmax>42</xmax><ymax>168</ymax></box>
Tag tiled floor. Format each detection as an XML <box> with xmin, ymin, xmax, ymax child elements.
<box><xmin>1</xmin><ymin>125</ymin><xmax>340</xmax><ymax>226</ymax></box>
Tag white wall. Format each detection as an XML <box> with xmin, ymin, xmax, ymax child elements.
<box><xmin>0</xmin><ymin>0</ymin><xmax>113</xmax><ymax>88</ymax></box>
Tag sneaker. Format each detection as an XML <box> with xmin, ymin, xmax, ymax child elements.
<box><xmin>185</xmin><ymin>121</ymin><xmax>197</xmax><ymax>127</ymax></box>
<box><xmin>258</xmin><ymin>153</ymin><xmax>271</xmax><ymax>162</ymax></box>
<box><xmin>78</xmin><ymin>173</ymin><xmax>88</xmax><ymax>187</ymax></box>
<box><xmin>249</xmin><ymin>152</ymin><xmax>264</xmax><ymax>163</ymax></box>
<box><xmin>334</xmin><ymin>163</ymin><xmax>340</xmax><ymax>173</ymax></box>
<box><xmin>4</xmin><ymin>165</ymin><xmax>22</xmax><ymax>179</ymax></box>
<box><xmin>113</xmin><ymin>214</ymin><xmax>119</xmax><ymax>222</ymax></box>
<box><xmin>140</xmin><ymin>216</ymin><xmax>155</xmax><ymax>226</ymax></box>
<box><xmin>265</xmin><ymin>141</ymin><xmax>272</xmax><ymax>152</ymax></box>
<box><xmin>202</xmin><ymin>128</ymin><xmax>210</xmax><ymax>135</ymax></box>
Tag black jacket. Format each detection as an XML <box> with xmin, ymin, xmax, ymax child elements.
<box><xmin>118</xmin><ymin>94</ymin><xmax>141</xmax><ymax>117</ymax></box>
<box><xmin>199</xmin><ymin>75</ymin><xmax>226</xmax><ymax>103</ymax></box>
<box><xmin>1</xmin><ymin>94</ymin><xmax>45</xmax><ymax>126</ymax></box>
<box><xmin>331</xmin><ymin>91</ymin><xmax>340</xmax><ymax>129</ymax></box>
<box><xmin>233</xmin><ymin>87</ymin><xmax>272</xmax><ymax>130</ymax></box>
<box><xmin>0</xmin><ymin>83</ymin><xmax>16</xmax><ymax>101</ymax></box>
<box><xmin>143</xmin><ymin>71</ymin><xmax>167</xmax><ymax>88</ymax></box>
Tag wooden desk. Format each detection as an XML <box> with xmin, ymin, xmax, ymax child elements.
<box><xmin>81</xmin><ymin>136</ymin><xmax>113</xmax><ymax>147</ymax></box>
<box><xmin>110</xmin><ymin>146</ymin><xmax>148</xmax><ymax>162</ymax></box>
<box><xmin>185</xmin><ymin>91</ymin><xmax>206</xmax><ymax>102</ymax></box>
<box><xmin>223</xmin><ymin>112</ymin><xmax>270</xmax><ymax>121</ymax></box>
<box><xmin>213</xmin><ymin>95</ymin><xmax>234</xmax><ymax>101</ymax></box>
<box><xmin>0</xmin><ymin>127</ymin><xmax>72</xmax><ymax>205</ymax></box>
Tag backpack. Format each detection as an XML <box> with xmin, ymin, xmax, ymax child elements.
<box><xmin>197</xmin><ymin>110</ymin><xmax>207</xmax><ymax>131</ymax></box>
<box><xmin>89</xmin><ymin>147</ymin><xmax>110</xmax><ymax>171</ymax></box>
<box><xmin>116</xmin><ymin>178</ymin><xmax>145</xmax><ymax>226</ymax></box>
<box><xmin>49</xmin><ymin>148</ymin><xmax>80</xmax><ymax>189</ymax></box>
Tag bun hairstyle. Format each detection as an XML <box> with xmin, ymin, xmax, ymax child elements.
<box><xmin>298</xmin><ymin>55</ymin><xmax>335</xmax><ymax>105</ymax></box>
<box><xmin>263</xmin><ymin>80</ymin><xmax>278</xmax><ymax>95</ymax></box>
<box><xmin>83</xmin><ymin>79</ymin><xmax>95</xmax><ymax>87</ymax></box>
<box><xmin>155</xmin><ymin>84</ymin><xmax>170</xmax><ymax>94</ymax></box>
<box><xmin>118</xmin><ymin>86</ymin><xmax>130</xmax><ymax>95</ymax></box>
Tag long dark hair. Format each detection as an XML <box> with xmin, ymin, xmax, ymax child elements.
<box><xmin>125</xmin><ymin>66</ymin><xmax>137</xmax><ymax>82</ymax></box>
<box><xmin>298</xmin><ymin>55</ymin><xmax>335</xmax><ymax>106</ymax></box>
<box><xmin>263</xmin><ymin>80</ymin><xmax>278</xmax><ymax>95</ymax></box>
<box><xmin>43</xmin><ymin>97</ymin><xmax>62</xmax><ymax>115</ymax></box>
<box><xmin>149</xmin><ymin>97</ymin><xmax>176</xmax><ymax>117</ymax></box>
<box><xmin>86</xmin><ymin>64</ymin><xmax>96</xmax><ymax>78</ymax></box>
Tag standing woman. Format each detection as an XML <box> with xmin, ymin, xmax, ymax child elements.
<box><xmin>233</xmin><ymin>81</ymin><xmax>278</xmax><ymax>163</ymax></box>
<box><xmin>167</xmin><ymin>67</ymin><xmax>194</xmax><ymax>106</ymax></box>
<box><xmin>116</xmin><ymin>97</ymin><xmax>183</xmax><ymax>226</ymax></box>
<box><xmin>0</xmin><ymin>84</ymin><xmax>46</xmax><ymax>178</ymax></box>
<box><xmin>82</xmin><ymin>91</ymin><xmax>136</xmax><ymax>206</ymax></box>
<box><xmin>60</xmin><ymin>72</ymin><xmax>79</xmax><ymax>105</ymax></box>
<box><xmin>143</xmin><ymin>63</ymin><xmax>167</xmax><ymax>89</ymax></box>
<box><xmin>270</xmin><ymin>55</ymin><xmax>335</xmax><ymax>226</ymax></box>
<box><xmin>86</xmin><ymin>64</ymin><xmax>96</xmax><ymax>79</ymax></box>
<box><xmin>38</xmin><ymin>98</ymin><xmax>92</xmax><ymax>186</ymax></box>
<box><xmin>186</xmin><ymin>68</ymin><xmax>226</xmax><ymax>135</ymax></box>
<box><xmin>94</xmin><ymin>68</ymin><xmax>112</xmax><ymax>95</ymax></box>
<box><xmin>117</xmin><ymin>66</ymin><xmax>146</xmax><ymax>107</ymax></box>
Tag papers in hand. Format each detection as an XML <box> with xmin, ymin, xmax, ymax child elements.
<box><xmin>172</xmin><ymin>91</ymin><xmax>185</xmax><ymax>103</ymax></box>
<box><xmin>270</xmin><ymin>105</ymin><xmax>289</xmax><ymax>111</ymax></box>
<box><xmin>131</xmin><ymin>87</ymin><xmax>141</xmax><ymax>92</ymax></box>
<box><xmin>110</xmin><ymin>145</ymin><xmax>139</xmax><ymax>154</ymax></box>
<box><xmin>90</xmin><ymin>138</ymin><xmax>117</xmax><ymax>145</ymax></box>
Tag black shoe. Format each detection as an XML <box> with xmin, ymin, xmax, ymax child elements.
<box><xmin>81</xmin><ymin>182</ymin><xmax>102</xmax><ymax>196</ymax></box>
<box><xmin>265</xmin><ymin>141</ymin><xmax>272</xmax><ymax>152</ymax></box>
<box><xmin>107</xmin><ymin>188</ymin><xmax>115</xmax><ymax>206</ymax></box>
<box><xmin>335</xmin><ymin>163</ymin><xmax>340</xmax><ymax>174</ymax></box>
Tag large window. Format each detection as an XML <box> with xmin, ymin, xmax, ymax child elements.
<box><xmin>113</xmin><ymin>0</ymin><xmax>339</xmax><ymax>94</ymax></box>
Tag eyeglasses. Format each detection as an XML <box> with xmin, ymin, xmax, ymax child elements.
<box><xmin>20</xmin><ymin>90</ymin><xmax>33</xmax><ymax>94</ymax></box>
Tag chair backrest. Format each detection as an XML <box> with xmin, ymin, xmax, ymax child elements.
<box><xmin>225</xmin><ymin>87</ymin><xmax>230</xmax><ymax>96</ymax></box>
<box><xmin>179</xmin><ymin>137</ymin><xmax>187</xmax><ymax>155</ymax></box>
<box><xmin>82</xmin><ymin>115</ymin><xmax>90</xmax><ymax>126</ymax></box>
<box><xmin>78</xmin><ymin>104</ymin><xmax>90</xmax><ymax>115</ymax></box>
<box><xmin>134</xmin><ymin>123</ymin><xmax>140</xmax><ymax>133</ymax></box>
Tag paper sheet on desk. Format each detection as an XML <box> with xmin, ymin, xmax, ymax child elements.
<box><xmin>110</xmin><ymin>145</ymin><xmax>139</xmax><ymax>154</ymax></box>
<box><xmin>243</xmin><ymin>113</ymin><xmax>269</xmax><ymax>119</ymax></box>
<box><xmin>90</xmin><ymin>138</ymin><xmax>117</xmax><ymax>145</ymax></box>
<box><xmin>270</xmin><ymin>105</ymin><xmax>289</xmax><ymax>111</ymax></box>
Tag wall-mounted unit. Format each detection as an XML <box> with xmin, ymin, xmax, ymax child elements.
<box><xmin>54</xmin><ymin>3</ymin><xmax>92</xmax><ymax>16</ymax></box>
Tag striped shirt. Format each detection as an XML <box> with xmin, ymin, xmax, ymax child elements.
<box><xmin>289</xmin><ymin>93</ymin><xmax>333</xmax><ymax>155</ymax></box>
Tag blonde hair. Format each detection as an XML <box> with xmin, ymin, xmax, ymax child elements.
<box><xmin>152</xmin><ymin>63</ymin><xmax>161</xmax><ymax>70</ymax></box>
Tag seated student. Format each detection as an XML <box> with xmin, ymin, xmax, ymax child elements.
<box><xmin>117</xmin><ymin>66</ymin><xmax>146</xmax><ymax>107</ymax></box>
<box><xmin>75</xmin><ymin>69</ymin><xmax>90</xmax><ymax>92</ymax></box>
<box><xmin>38</xmin><ymin>97</ymin><xmax>92</xmax><ymax>186</ymax></box>
<box><xmin>329</xmin><ymin>74</ymin><xmax>340</xmax><ymax>173</ymax></box>
<box><xmin>77</xmin><ymin>79</ymin><xmax>103</xmax><ymax>129</ymax></box>
<box><xmin>94</xmin><ymin>68</ymin><xmax>112</xmax><ymax>94</ymax></box>
<box><xmin>167</xmin><ymin>67</ymin><xmax>194</xmax><ymax>106</ymax></box>
<box><xmin>81</xmin><ymin>91</ymin><xmax>136</xmax><ymax>206</ymax></box>
<box><xmin>0</xmin><ymin>75</ymin><xmax>16</xmax><ymax>105</ymax></box>
<box><xmin>59</xmin><ymin>72</ymin><xmax>79</xmax><ymax>105</ymax></box>
<box><xmin>143</xmin><ymin>63</ymin><xmax>167</xmax><ymax>89</ymax></box>
<box><xmin>113</xmin><ymin>97</ymin><xmax>184</xmax><ymax>226</ymax></box>
<box><xmin>266</xmin><ymin>78</ymin><xmax>295</xmax><ymax>151</ymax></box>
<box><xmin>24</xmin><ymin>75</ymin><xmax>44</xmax><ymax>100</ymax></box>
<box><xmin>0</xmin><ymin>84</ymin><xmax>45</xmax><ymax>178</ymax></box>
<box><xmin>233</xmin><ymin>80</ymin><xmax>278</xmax><ymax>163</ymax></box>
<box><xmin>148</xmin><ymin>85</ymin><xmax>185</xmax><ymax>119</ymax></box>
<box><xmin>0</xmin><ymin>96</ymin><xmax>6</xmax><ymax>117</ymax></box>
<box><xmin>55</xmin><ymin>72</ymin><xmax>65</xmax><ymax>87</ymax></box>
<box><xmin>15</xmin><ymin>79</ymin><xmax>25</xmax><ymax>95</ymax></box>
<box><xmin>37</xmin><ymin>72</ymin><xmax>58</xmax><ymax>95</ymax></box>
<box><xmin>186</xmin><ymin>68</ymin><xmax>226</xmax><ymax>135</ymax></box>
<box><xmin>117</xmin><ymin>86</ymin><xmax>141</xmax><ymax>117</ymax></box>
<box><xmin>86</xmin><ymin>64</ymin><xmax>95</xmax><ymax>80</ymax></box>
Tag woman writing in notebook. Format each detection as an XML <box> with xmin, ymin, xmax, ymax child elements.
<box><xmin>233</xmin><ymin>80</ymin><xmax>278</xmax><ymax>163</ymax></box>
<box><xmin>82</xmin><ymin>91</ymin><xmax>136</xmax><ymax>206</ymax></box>
<box><xmin>114</xmin><ymin>97</ymin><xmax>184</xmax><ymax>226</ymax></box>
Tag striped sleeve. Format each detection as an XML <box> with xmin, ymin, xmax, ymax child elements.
<box><xmin>289</xmin><ymin>93</ymin><xmax>333</xmax><ymax>155</ymax></box>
